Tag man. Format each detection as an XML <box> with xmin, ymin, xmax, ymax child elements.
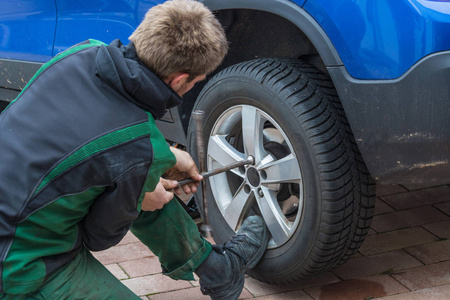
<box><xmin>0</xmin><ymin>0</ymin><xmax>268</xmax><ymax>299</ymax></box>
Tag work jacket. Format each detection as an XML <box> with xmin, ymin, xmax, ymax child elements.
<box><xmin>0</xmin><ymin>39</ymin><xmax>179</xmax><ymax>294</ymax></box>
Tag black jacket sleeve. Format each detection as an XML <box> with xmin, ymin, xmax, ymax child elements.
<box><xmin>81</xmin><ymin>162</ymin><xmax>151</xmax><ymax>251</ymax></box>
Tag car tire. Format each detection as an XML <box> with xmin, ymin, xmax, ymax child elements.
<box><xmin>187</xmin><ymin>58</ymin><xmax>375</xmax><ymax>284</ymax></box>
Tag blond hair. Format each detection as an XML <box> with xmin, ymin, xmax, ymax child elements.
<box><xmin>129</xmin><ymin>0</ymin><xmax>228</xmax><ymax>80</ymax></box>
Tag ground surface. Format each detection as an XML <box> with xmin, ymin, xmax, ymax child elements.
<box><xmin>93</xmin><ymin>183</ymin><xmax>450</xmax><ymax>299</ymax></box>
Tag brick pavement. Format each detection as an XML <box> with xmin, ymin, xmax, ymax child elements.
<box><xmin>93</xmin><ymin>183</ymin><xmax>450</xmax><ymax>299</ymax></box>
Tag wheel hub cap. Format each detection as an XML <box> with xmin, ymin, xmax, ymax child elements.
<box><xmin>246</xmin><ymin>167</ymin><xmax>260</xmax><ymax>187</ymax></box>
<box><xmin>207</xmin><ymin>105</ymin><xmax>304</xmax><ymax>248</ymax></box>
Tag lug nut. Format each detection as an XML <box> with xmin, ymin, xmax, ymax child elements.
<box><xmin>258</xmin><ymin>188</ymin><xmax>264</xmax><ymax>197</ymax></box>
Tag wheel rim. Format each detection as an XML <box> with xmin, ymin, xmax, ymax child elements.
<box><xmin>207</xmin><ymin>105</ymin><xmax>304</xmax><ymax>248</ymax></box>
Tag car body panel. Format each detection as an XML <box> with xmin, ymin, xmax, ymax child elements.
<box><xmin>53</xmin><ymin>0</ymin><xmax>164</xmax><ymax>56</ymax></box>
<box><xmin>303</xmin><ymin>0</ymin><xmax>450</xmax><ymax>79</ymax></box>
<box><xmin>0</xmin><ymin>1</ymin><xmax>167</xmax><ymax>62</ymax></box>
<box><xmin>330</xmin><ymin>51</ymin><xmax>450</xmax><ymax>184</ymax></box>
<box><xmin>0</xmin><ymin>0</ymin><xmax>56</xmax><ymax>62</ymax></box>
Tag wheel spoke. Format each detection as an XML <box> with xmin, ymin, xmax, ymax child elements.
<box><xmin>208</xmin><ymin>104</ymin><xmax>304</xmax><ymax>248</ymax></box>
<box><xmin>241</xmin><ymin>106</ymin><xmax>265</xmax><ymax>162</ymax></box>
<box><xmin>208</xmin><ymin>134</ymin><xmax>245</xmax><ymax>166</ymax></box>
<box><xmin>257</xmin><ymin>153</ymin><xmax>276</xmax><ymax>168</ymax></box>
<box><xmin>256</xmin><ymin>187</ymin><xmax>291</xmax><ymax>245</ymax></box>
<box><xmin>260</xmin><ymin>153</ymin><xmax>301</xmax><ymax>184</ymax></box>
<box><xmin>224</xmin><ymin>183</ymin><xmax>254</xmax><ymax>231</ymax></box>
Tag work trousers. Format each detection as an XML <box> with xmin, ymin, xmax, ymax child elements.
<box><xmin>0</xmin><ymin>198</ymin><xmax>212</xmax><ymax>299</ymax></box>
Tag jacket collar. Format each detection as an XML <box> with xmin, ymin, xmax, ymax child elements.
<box><xmin>95</xmin><ymin>40</ymin><xmax>182</xmax><ymax>119</ymax></box>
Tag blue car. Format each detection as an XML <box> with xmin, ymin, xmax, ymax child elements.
<box><xmin>1</xmin><ymin>0</ymin><xmax>449</xmax><ymax>284</ymax></box>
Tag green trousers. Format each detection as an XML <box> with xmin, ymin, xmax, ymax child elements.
<box><xmin>0</xmin><ymin>199</ymin><xmax>212</xmax><ymax>299</ymax></box>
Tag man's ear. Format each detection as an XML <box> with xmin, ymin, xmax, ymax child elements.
<box><xmin>164</xmin><ymin>72</ymin><xmax>189</xmax><ymax>90</ymax></box>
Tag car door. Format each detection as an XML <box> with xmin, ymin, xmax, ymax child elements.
<box><xmin>53</xmin><ymin>0</ymin><xmax>164</xmax><ymax>55</ymax></box>
<box><xmin>0</xmin><ymin>0</ymin><xmax>56</xmax><ymax>102</ymax></box>
<box><xmin>0</xmin><ymin>0</ymin><xmax>56</xmax><ymax>62</ymax></box>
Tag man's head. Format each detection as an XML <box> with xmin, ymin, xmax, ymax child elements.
<box><xmin>130</xmin><ymin>0</ymin><xmax>228</xmax><ymax>86</ymax></box>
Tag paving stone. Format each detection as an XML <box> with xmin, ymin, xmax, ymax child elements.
<box><xmin>190</xmin><ymin>274</ymin><xmax>200</xmax><ymax>287</ymax></box>
<box><xmin>359</xmin><ymin>227</ymin><xmax>438</xmax><ymax>256</ymax></box>
<box><xmin>121</xmin><ymin>273</ymin><xmax>192</xmax><ymax>296</ymax></box>
<box><xmin>251</xmin><ymin>289</ymin><xmax>313</xmax><ymax>299</ymax></box>
<box><xmin>367</xmin><ymin>228</ymin><xmax>377</xmax><ymax>236</ymax></box>
<box><xmin>191</xmin><ymin>273</ymin><xmax>252</xmax><ymax>288</ymax></box>
<box><xmin>149</xmin><ymin>286</ymin><xmax>253</xmax><ymax>299</ymax></box>
<box><xmin>119</xmin><ymin>257</ymin><xmax>162</xmax><ymax>277</ymax></box>
<box><xmin>404</xmin><ymin>239</ymin><xmax>450</xmax><ymax>264</ymax></box>
<box><xmin>381</xmin><ymin>185</ymin><xmax>450</xmax><ymax>210</ymax></box>
<box><xmin>370</xmin><ymin>206</ymin><xmax>448</xmax><ymax>233</ymax></box>
<box><xmin>101</xmin><ymin>182</ymin><xmax>450</xmax><ymax>299</ymax></box>
<box><xmin>376</xmin><ymin>184</ymin><xmax>408</xmax><ymax>197</ymax></box>
<box><xmin>105</xmin><ymin>263</ymin><xmax>129</xmax><ymax>280</ymax></box>
<box><xmin>377</xmin><ymin>283</ymin><xmax>450</xmax><ymax>299</ymax></box>
<box><xmin>434</xmin><ymin>201</ymin><xmax>450</xmax><ymax>215</ymax></box>
<box><xmin>148</xmin><ymin>286</ymin><xmax>210</xmax><ymax>299</ymax></box>
<box><xmin>401</xmin><ymin>183</ymin><xmax>445</xmax><ymax>191</ymax></box>
<box><xmin>374</xmin><ymin>198</ymin><xmax>395</xmax><ymax>215</ymax></box>
<box><xmin>393</xmin><ymin>260</ymin><xmax>450</xmax><ymax>291</ymax></box>
<box><xmin>244</xmin><ymin>273</ymin><xmax>339</xmax><ymax>297</ymax></box>
<box><xmin>92</xmin><ymin>242</ymin><xmax>153</xmax><ymax>265</ymax></box>
<box><xmin>333</xmin><ymin>250</ymin><xmax>422</xmax><ymax>280</ymax></box>
<box><xmin>350</xmin><ymin>252</ymin><xmax>363</xmax><ymax>259</ymax></box>
<box><xmin>422</xmin><ymin>219</ymin><xmax>450</xmax><ymax>239</ymax></box>
<box><xmin>118</xmin><ymin>232</ymin><xmax>140</xmax><ymax>245</ymax></box>
<box><xmin>305</xmin><ymin>274</ymin><xmax>408</xmax><ymax>300</ymax></box>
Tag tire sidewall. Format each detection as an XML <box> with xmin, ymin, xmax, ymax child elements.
<box><xmin>189</xmin><ymin>75</ymin><xmax>323</xmax><ymax>277</ymax></box>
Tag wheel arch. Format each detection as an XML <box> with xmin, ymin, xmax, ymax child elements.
<box><xmin>176</xmin><ymin>0</ymin><xmax>344</xmax><ymax>134</ymax></box>
<box><xmin>205</xmin><ymin>0</ymin><xmax>342</xmax><ymax>69</ymax></box>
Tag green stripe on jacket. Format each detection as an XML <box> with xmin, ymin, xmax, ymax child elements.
<box><xmin>135</xmin><ymin>114</ymin><xmax>177</xmax><ymax>210</ymax></box>
<box><xmin>3</xmin><ymin>114</ymin><xmax>176</xmax><ymax>294</ymax></box>
<box><xmin>5</xmin><ymin>39</ymin><xmax>105</xmax><ymax>110</ymax></box>
<box><xmin>35</xmin><ymin>121</ymin><xmax>152</xmax><ymax>194</ymax></box>
<box><xmin>2</xmin><ymin>187</ymin><xmax>105</xmax><ymax>294</ymax></box>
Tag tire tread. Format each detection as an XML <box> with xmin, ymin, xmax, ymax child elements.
<box><xmin>197</xmin><ymin>58</ymin><xmax>376</xmax><ymax>284</ymax></box>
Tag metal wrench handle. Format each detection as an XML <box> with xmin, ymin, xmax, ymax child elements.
<box><xmin>192</xmin><ymin>111</ymin><xmax>209</xmax><ymax>234</ymax></box>
<box><xmin>192</xmin><ymin>111</ymin><xmax>206</xmax><ymax>175</ymax></box>
<box><xmin>177</xmin><ymin>156</ymin><xmax>254</xmax><ymax>187</ymax></box>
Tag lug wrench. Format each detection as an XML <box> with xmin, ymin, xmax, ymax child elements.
<box><xmin>183</xmin><ymin>110</ymin><xmax>254</xmax><ymax>238</ymax></box>
<box><xmin>176</xmin><ymin>156</ymin><xmax>255</xmax><ymax>187</ymax></box>
<box><xmin>193</xmin><ymin>111</ymin><xmax>210</xmax><ymax>237</ymax></box>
